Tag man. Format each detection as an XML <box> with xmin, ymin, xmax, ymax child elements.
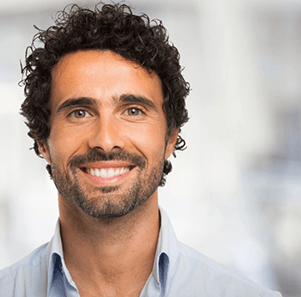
<box><xmin>0</xmin><ymin>3</ymin><xmax>282</xmax><ymax>297</ymax></box>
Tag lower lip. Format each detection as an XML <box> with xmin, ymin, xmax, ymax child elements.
<box><xmin>83</xmin><ymin>170</ymin><xmax>131</xmax><ymax>186</ymax></box>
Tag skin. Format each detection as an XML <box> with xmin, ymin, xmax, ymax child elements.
<box><xmin>38</xmin><ymin>50</ymin><xmax>178</xmax><ymax>297</ymax></box>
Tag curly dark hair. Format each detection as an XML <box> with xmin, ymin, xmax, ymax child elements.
<box><xmin>20</xmin><ymin>2</ymin><xmax>190</xmax><ymax>186</ymax></box>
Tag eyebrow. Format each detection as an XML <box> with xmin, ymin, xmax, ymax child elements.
<box><xmin>55</xmin><ymin>94</ymin><xmax>158</xmax><ymax>114</ymax></box>
<box><xmin>56</xmin><ymin>97</ymin><xmax>97</xmax><ymax>114</ymax></box>
<box><xmin>119</xmin><ymin>94</ymin><xmax>157</xmax><ymax>111</ymax></box>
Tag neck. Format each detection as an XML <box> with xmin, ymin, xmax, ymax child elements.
<box><xmin>58</xmin><ymin>193</ymin><xmax>160</xmax><ymax>296</ymax></box>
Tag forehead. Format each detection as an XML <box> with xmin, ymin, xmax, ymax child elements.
<box><xmin>50</xmin><ymin>50</ymin><xmax>164</xmax><ymax>109</ymax></box>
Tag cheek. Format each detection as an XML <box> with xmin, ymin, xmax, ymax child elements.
<box><xmin>47</xmin><ymin>127</ymin><xmax>82</xmax><ymax>163</ymax></box>
<box><xmin>127</xmin><ymin>125</ymin><xmax>167</xmax><ymax>160</ymax></box>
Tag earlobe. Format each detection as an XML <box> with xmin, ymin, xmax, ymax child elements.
<box><xmin>165</xmin><ymin>128</ymin><xmax>179</xmax><ymax>159</ymax></box>
<box><xmin>37</xmin><ymin>140</ymin><xmax>51</xmax><ymax>163</ymax></box>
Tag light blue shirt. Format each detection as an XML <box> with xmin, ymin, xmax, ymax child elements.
<box><xmin>0</xmin><ymin>208</ymin><xmax>282</xmax><ymax>297</ymax></box>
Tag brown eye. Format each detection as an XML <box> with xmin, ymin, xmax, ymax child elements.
<box><xmin>126</xmin><ymin>107</ymin><xmax>141</xmax><ymax>117</ymax></box>
<box><xmin>71</xmin><ymin>110</ymin><xmax>88</xmax><ymax>118</ymax></box>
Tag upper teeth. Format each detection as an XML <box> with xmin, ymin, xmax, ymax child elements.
<box><xmin>87</xmin><ymin>167</ymin><xmax>130</xmax><ymax>178</ymax></box>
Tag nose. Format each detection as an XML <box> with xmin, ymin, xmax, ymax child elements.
<box><xmin>88</xmin><ymin>114</ymin><xmax>125</xmax><ymax>153</ymax></box>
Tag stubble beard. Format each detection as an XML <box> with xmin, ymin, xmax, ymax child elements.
<box><xmin>50</xmin><ymin>149</ymin><xmax>164</xmax><ymax>219</ymax></box>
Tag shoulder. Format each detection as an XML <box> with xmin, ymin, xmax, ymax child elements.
<box><xmin>0</xmin><ymin>243</ymin><xmax>49</xmax><ymax>297</ymax></box>
<box><xmin>167</xmin><ymin>242</ymin><xmax>282</xmax><ymax>297</ymax></box>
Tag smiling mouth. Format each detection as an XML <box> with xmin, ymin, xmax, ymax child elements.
<box><xmin>80</xmin><ymin>165</ymin><xmax>135</xmax><ymax>186</ymax></box>
<box><xmin>81</xmin><ymin>166</ymin><xmax>135</xmax><ymax>178</ymax></box>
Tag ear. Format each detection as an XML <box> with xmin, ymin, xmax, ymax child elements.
<box><xmin>164</xmin><ymin>128</ymin><xmax>179</xmax><ymax>159</ymax></box>
<box><xmin>37</xmin><ymin>140</ymin><xmax>51</xmax><ymax>164</ymax></box>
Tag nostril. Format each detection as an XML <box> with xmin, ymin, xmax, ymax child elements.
<box><xmin>87</xmin><ymin>124</ymin><xmax>125</xmax><ymax>152</ymax></box>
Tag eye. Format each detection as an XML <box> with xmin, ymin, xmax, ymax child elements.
<box><xmin>125</xmin><ymin>107</ymin><xmax>142</xmax><ymax>117</ymax></box>
<box><xmin>70</xmin><ymin>109</ymin><xmax>89</xmax><ymax>119</ymax></box>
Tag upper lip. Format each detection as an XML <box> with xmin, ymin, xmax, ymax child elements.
<box><xmin>81</xmin><ymin>161</ymin><xmax>135</xmax><ymax>169</ymax></box>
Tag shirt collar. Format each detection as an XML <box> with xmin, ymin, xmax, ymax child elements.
<box><xmin>45</xmin><ymin>207</ymin><xmax>181</xmax><ymax>295</ymax></box>
<box><xmin>46</xmin><ymin>219</ymin><xmax>77</xmax><ymax>295</ymax></box>
<box><xmin>152</xmin><ymin>207</ymin><xmax>181</xmax><ymax>293</ymax></box>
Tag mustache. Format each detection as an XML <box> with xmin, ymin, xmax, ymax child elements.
<box><xmin>68</xmin><ymin>148</ymin><xmax>145</xmax><ymax>169</ymax></box>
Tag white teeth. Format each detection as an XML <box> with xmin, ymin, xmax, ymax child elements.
<box><xmin>87</xmin><ymin>167</ymin><xmax>131</xmax><ymax>178</ymax></box>
<box><xmin>100</xmin><ymin>169</ymin><xmax>108</xmax><ymax>178</ymax></box>
<box><xmin>108</xmin><ymin>168</ymin><xmax>115</xmax><ymax>177</ymax></box>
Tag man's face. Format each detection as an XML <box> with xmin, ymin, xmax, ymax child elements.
<box><xmin>38</xmin><ymin>50</ymin><xmax>178</xmax><ymax>219</ymax></box>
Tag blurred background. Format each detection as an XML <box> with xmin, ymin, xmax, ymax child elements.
<box><xmin>0</xmin><ymin>0</ymin><xmax>300</xmax><ymax>296</ymax></box>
